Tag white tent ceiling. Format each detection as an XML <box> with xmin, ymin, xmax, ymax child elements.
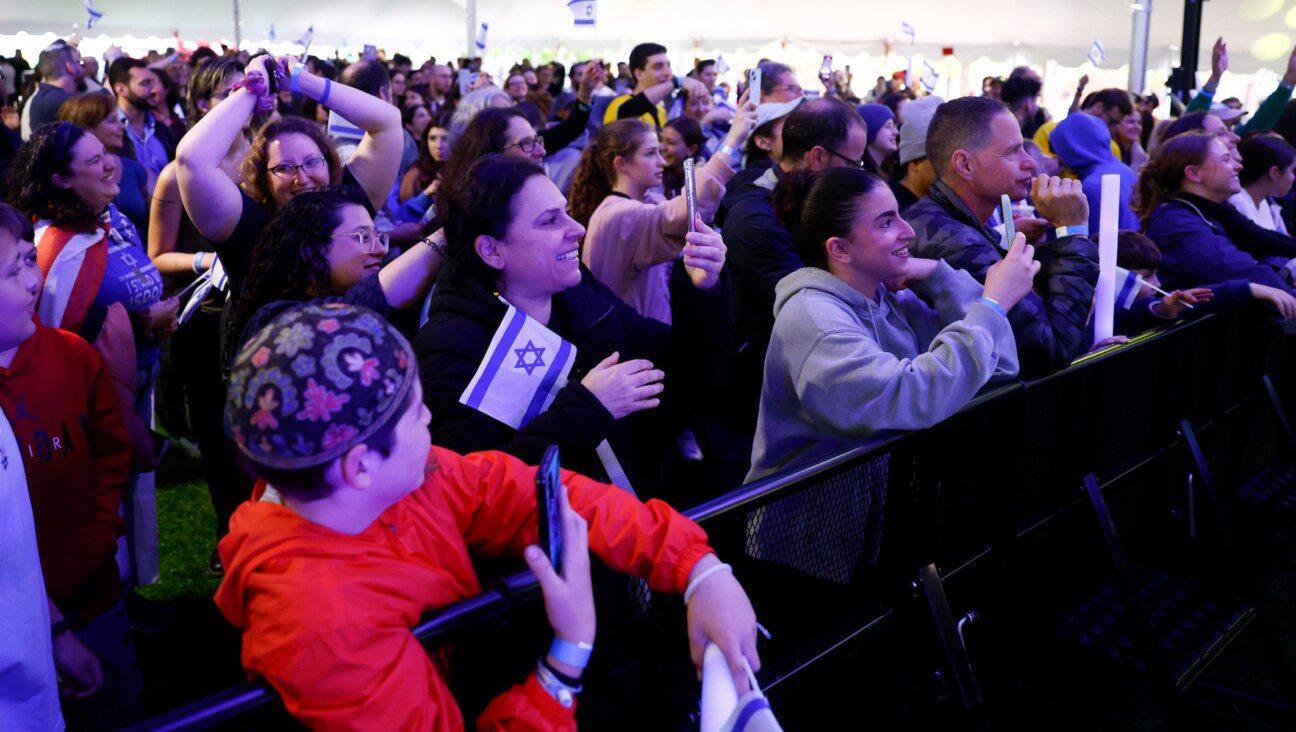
<box><xmin>0</xmin><ymin>0</ymin><xmax>1290</xmax><ymax>75</ymax></box>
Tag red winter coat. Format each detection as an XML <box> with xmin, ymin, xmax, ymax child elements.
<box><xmin>214</xmin><ymin>446</ymin><xmax>712</xmax><ymax>731</ymax></box>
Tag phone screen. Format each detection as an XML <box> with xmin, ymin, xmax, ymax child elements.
<box><xmin>683</xmin><ymin>158</ymin><xmax>698</xmax><ymax>233</ymax></box>
<box><xmin>536</xmin><ymin>445</ymin><xmax>563</xmax><ymax>574</ymax></box>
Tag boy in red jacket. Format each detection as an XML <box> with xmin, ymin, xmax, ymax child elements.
<box><xmin>217</xmin><ymin>302</ymin><xmax>760</xmax><ymax>731</ymax></box>
<box><xmin>0</xmin><ymin>203</ymin><xmax>139</xmax><ymax>727</ymax></box>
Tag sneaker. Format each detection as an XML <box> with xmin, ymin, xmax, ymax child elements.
<box><xmin>208</xmin><ymin>549</ymin><xmax>224</xmax><ymax>577</ymax></box>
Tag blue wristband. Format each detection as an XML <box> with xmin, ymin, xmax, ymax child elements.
<box><xmin>291</xmin><ymin>64</ymin><xmax>304</xmax><ymax>95</ymax></box>
<box><xmin>548</xmin><ymin>637</ymin><xmax>593</xmax><ymax>669</ymax></box>
<box><xmin>319</xmin><ymin>78</ymin><xmax>332</xmax><ymax>106</ymax></box>
<box><xmin>1054</xmin><ymin>224</ymin><xmax>1089</xmax><ymax>239</ymax></box>
<box><xmin>979</xmin><ymin>296</ymin><xmax>1008</xmax><ymax>320</ymax></box>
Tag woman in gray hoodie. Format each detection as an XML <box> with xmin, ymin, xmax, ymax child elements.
<box><xmin>747</xmin><ymin>167</ymin><xmax>1038</xmax><ymax>482</ymax></box>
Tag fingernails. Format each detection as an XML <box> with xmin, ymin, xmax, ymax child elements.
<box><xmin>525</xmin><ymin>546</ymin><xmax>541</xmax><ymax>560</ymax></box>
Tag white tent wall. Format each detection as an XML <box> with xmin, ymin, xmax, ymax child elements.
<box><xmin>3</xmin><ymin>0</ymin><xmax>1293</xmax><ymax>110</ymax></box>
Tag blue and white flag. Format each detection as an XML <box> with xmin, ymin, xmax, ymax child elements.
<box><xmin>84</xmin><ymin>0</ymin><xmax>104</xmax><ymax>29</ymax></box>
<box><xmin>900</xmin><ymin>22</ymin><xmax>915</xmax><ymax>44</ymax></box>
<box><xmin>1087</xmin><ymin>39</ymin><xmax>1106</xmax><ymax>66</ymax></box>
<box><xmin>1114</xmin><ymin>265</ymin><xmax>1142</xmax><ymax>309</ymax></box>
<box><xmin>268</xmin><ymin>24</ymin><xmax>276</xmax><ymax>42</ymax></box>
<box><xmin>920</xmin><ymin>59</ymin><xmax>939</xmax><ymax>92</ymax></box>
<box><xmin>461</xmin><ymin>299</ymin><xmax>576</xmax><ymax>430</ymax></box>
<box><xmin>295</xmin><ymin>24</ymin><xmax>314</xmax><ymax>55</ymax></box>
<box><xmin>568</xmin><ymin>0</ymin><xmax>597</xmax><ymax>26</ymax></box>
<box><xmin>701</xmin><ymin>645</ymin><xmax>784</xmax><ymax>732</ymax></box>
<box><xmin>715</xmin><ymin>55</ymin><xmax>730</xmax><ymax>75</ymax></box>
<box><xmin>475</xmin><ymin>22</ymin><xmax>489</xmax><ymax>52</ymax></box>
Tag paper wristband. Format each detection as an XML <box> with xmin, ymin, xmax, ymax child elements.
<box><xmin>291</xmin><ymin>64</ymin><xmax>304</xmax><ymax>95</ymax></box>
<box><xmin>979</xmin><ymin>296</ymin><xmax>1008</xmax><ymax>320</ymax></box>
<box><xmin>548</xmin><ymin>637</ymin><xmax>594</xmax><ymax>669</ymax></box>
<box><xmin>1056</xmin><ymin>224</ymin><xmax>1090</xmax><ymax>238</ymax></box>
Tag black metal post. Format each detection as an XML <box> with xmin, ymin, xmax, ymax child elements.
<box><xmin>1169</xmin><ymin>0</ymin><xmax>1206</xmax><ymax>106</ymax></box>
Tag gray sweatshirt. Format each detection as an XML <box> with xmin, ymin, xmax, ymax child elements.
<box><xmin>746</xmin><ymin>262</ymin><xmax>1019</xmax><ymax>482</ymax></box>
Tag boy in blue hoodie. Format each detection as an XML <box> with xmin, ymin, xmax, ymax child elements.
<box><xmin>1050</xmin><ymin>113</ymin><xmax>1140</xmax><ymax>234</ymax></box>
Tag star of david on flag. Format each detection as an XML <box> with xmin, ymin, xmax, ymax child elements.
<box><xmin>568</xmin><ymin>0</ymin><xmax>597</xmax><ymax>27</ymax></box>
<box><xmin>460</xmin><ymin>299</ymin><xmax>577</xmax><ymax>429</ymax></box>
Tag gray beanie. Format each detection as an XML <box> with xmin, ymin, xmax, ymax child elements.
<box><xmin>898</xmin><ymin>95</ymin><xmax>945</xmax><ymax>165</ymax></box>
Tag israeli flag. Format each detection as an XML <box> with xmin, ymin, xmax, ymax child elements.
<box><xmin>1114</xmin><ymin>266</ymin><xmax>1142</xmax><ymax>309</ymax></box>
<box><xmin>1087</xmin><ymin>39</ymin><xmax>1106</xmax><ymax>66</ymax></box>
<box><xmin>920</xmin><ymin>59</ymin><xmax>939</xmax><ymax>92</ymax></box>
<box><xmin>701</xmin><ymin>645</ymin><xmax>784</xmax><ymax>732</ymax></box>
<box><xmin>295</xmin><ymin>24</ymin><xmax>314</xmax><ymax>51</ymax></box>
<box><xmin>476</xmin><ymin>22</ymin><xmax>489</xmax><ymax>52</ymax></box>
<box><xmin>84</xmin><ymin>0</ymin><xmax>104</xmax><ymax>29</ymax></box>
<box><xmin>460</xmin><ymin>299</ymin><xmax>576</xmax><ymax>430</ymax></box>
<box><xmin>268</xmin><ymin>24</ymin><xmax>276</xmax><ymax>42</ymax></box>
<box><xmin>715</xmin><ymin>55</ymin><xmax>730</xmax><ymax>75</ymax></box>
<box><xmin>900</xmin><ymin>21</ymin><xmax>915</xmax><ymax>44</ymax></box>
<box><xmin>568</xmin><ymin>0</ymin><xmax>597</xmax><ymax>26</ymax></box>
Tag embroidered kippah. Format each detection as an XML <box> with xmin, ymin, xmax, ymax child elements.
<box><xmin>224</xmin><ymin>302</ymin><xmax>417</xmax><ymax>470</ymax></box>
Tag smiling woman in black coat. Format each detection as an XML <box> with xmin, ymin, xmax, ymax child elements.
<box><xmin>414</xmin><ymin>154</ymin><xmax>731</xmax><ymax>500</ymax></box>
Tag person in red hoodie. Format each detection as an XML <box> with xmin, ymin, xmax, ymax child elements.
<box><xmin>0</xmin><ymin>202</ymin><xmax>139</xmax><ymax>728</ymax></box>
<box><xmin>217</xmin><ymin>301</ymin><xmax>760</xmax><ymax>731</ymax></box>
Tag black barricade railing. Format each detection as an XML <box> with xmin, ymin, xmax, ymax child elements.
<box><xmin>126</xmin><ymin>310</ymin><xmax>1295</xmax><ymax>731</ymax></box>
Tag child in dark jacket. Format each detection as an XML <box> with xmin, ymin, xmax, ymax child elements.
<box><xmin>1114</xmin><ymin>231</ymin><xmax>1296</xmax><ymax>335</ymax></box>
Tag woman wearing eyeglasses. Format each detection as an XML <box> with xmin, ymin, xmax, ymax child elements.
<box><xmin>231</xmin><ymin>186</ymin><xmax>444</xmax><ymax>351</ymax></box>
<box><xmin>567</xmin><ymin>103</ymin><xmax>754</xmax><ymax>324</ymax></box>
<box><xmin>174</xmin><ymin>54</ymin><xmax>410</xmax><ymax>310</ymax></box>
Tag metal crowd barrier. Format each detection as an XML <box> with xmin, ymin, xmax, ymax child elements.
<box><xmin>127</xmin><ymin>309</ymin><xmax>1296</xmax><ymax>731</ymax></box>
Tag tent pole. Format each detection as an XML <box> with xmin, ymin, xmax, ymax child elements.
<box><xmin>232</xmin><ymin>0</ymin><xmax>242</xmax><ymax>49</ymax></box>
<box><xmin>1127</xmin><ymin>0</ymin><xmax>1150</xmax><ymax>94</ymax></box>
<box><xmin>466</xmin><ymin>0</ymin><xmax>476</xmax><ymax>60</ymax></box>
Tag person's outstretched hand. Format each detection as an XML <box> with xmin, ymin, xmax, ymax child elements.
<box><xmin>1250</xmin><ymin>282</ymin><xmax>1296</xmax><ymax>320</ymax></box>
<box><xmin>982</xmin><ymin>233</ymin><xmax>1041</xmax><ymax>311</ymax></box>
<box><xmin>581</xmin><ymin>352</ymin><xmax>665</xmax><ymax>419</ymax></box>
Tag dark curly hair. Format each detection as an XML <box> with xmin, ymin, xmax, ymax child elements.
<box><xmin>439</xmin><ymin>154</ymin><xmax>546</xmax><ymax>287</ymax></box>
<box><xmin>439</xmin><ymin>107</ymin><xmax>529</xmax><ymax>200</ymax></box>
<box><xmin>241</xmin><ymin>116</ymin><xmax>343</xmax><ymax>209</ymax></box>
<box><xmin>233</xmin><ymin>186</ymin><xmax>369</xmax><ymax>340</ymax></box>
<box><xmin>7</xmin><ymin>122</ymin><xmax>102</xmax><ymax>232</ymax></box>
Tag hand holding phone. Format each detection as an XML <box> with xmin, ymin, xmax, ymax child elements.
<box><xmin>536</xmin><ymin>445</ymin><xmax>564</xmax><ymax>573</ymax></box>
<box><xmin>524</xmin><ymin>478</ymin><xmax>596</xmax><ymax>655</ymax></box>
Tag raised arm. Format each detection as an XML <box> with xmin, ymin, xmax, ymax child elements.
<box><xmin>377</xmin><ymin>229</ymin><xmax>445</xmax><ymax>309</ymax></box>
<box><xmin>287</xmin><ymin>57</ymin><xmax>403</xmax><ymax>211</ymax></box>
<box><xmin>175</xmin><ymin>57</ymin><xmax>265</xmax><ymax>243</ymax></box>
<box><xmin>147</xmin><ymin>162</ymin><xmax>205</xmax><ymax>275</ymax></box>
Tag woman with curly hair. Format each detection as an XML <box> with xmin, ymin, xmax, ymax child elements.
<box><xmin>568</xmin><ymin>98</ymin><xmax>753</xmax><ymax>323</ymax></box>
<box><xmin>175</xmin><ymin>53</ymin><xmax>403</xmax><ymax>304</ymax></box>
<box><xmin>231</xmin><ymin>185</ymin><xmax>443</xmax><ymax>351</ymax></box>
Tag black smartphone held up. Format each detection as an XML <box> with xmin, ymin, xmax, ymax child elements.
<box><xmin>536</xmin><ymin>445</ymin><xmax>564</xmax><ymax>574</ymax></box>
<box><xmin>683</xmin><ymin>158</ymin><xmax>698</xmax><ymax>233</ymax></box>
<box><xmin>264</xmin><ymin>57</ymin><xmax>281</xmax><ymax>96</ymax></box>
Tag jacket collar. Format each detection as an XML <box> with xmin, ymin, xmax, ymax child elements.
<box><xmin>927</xmin><ymin>179</ymin><xmax>1000</xmax><ymax>247</ymax></box>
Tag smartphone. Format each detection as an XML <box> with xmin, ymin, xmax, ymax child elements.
<box><xmin>457</xmin><ymin>68</ymin><xmax>479</xmax><ymax>97</ymax></box>
<box><xmin>536</xmin><ymin>445</ymin><xmax>564</xmax><ymax>574</ymax></box>
<box><xmin>748</xmin><ymin>67</ymin><xmax>762</xmax><ymax>103</ymax></box>
<box><xmin>818</xmin><ymin>55</ymin><xmax>833</xmax><ymax>88</ymax></box>
<box><xmin>362</xmin><ymin>44</ymin><xmax>377</xmax><ymax>60</ymax></box>
<box><xmin>683</xmin><ymin>158</ymin><xmax>698</xmax><ymax>233</ymax></box>
<box><xmin>263</xmin><ymin>57</ymin><xmax>280</xmax><ymax>96</ymax></box>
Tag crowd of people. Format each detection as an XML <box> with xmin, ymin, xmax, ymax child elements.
<box><xmin>3</xmin><ymin>29</ymin><xmax>1296</xmax><ymax>731</ymax></box>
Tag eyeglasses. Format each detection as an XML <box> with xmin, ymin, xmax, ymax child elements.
<box><xmin>268</xmin><ymin>156</ymin><xmax>327</xmax><ymax>179</ymax></box>
<box><xmin>505</xmin><ymin>136</ymin><xmax>545</xmax><ymax>153</ymax></box>
<box><xmin>825</xmin><ymin>147</ymin><xmax>867</xmax><ymax>170</ymax></box>
<box><xmin>331</xmin><ymin>228</ymin><xmax>390</xmax><ymax>255</ymax></box>
<box><xmin>771</xmin><ymin>84</ymin><xmax>804</xmax><ymax>97</ymax></box>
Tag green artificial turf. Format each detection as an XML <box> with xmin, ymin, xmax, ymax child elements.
<box><xmin>136</xmin><ymin>452</ymin><xmax>221</xmax><ymax>602</ymax></box>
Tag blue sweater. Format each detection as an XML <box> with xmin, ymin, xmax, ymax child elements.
<box><xmin>1049</xmin><ymin>113</ymin><xmax>1139</xmax><ymax>234</ymax></box>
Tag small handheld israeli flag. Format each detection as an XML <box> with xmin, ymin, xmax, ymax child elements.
<box><xmin>568</xmin><ymin>0</ymin><xmax>597</xmax><ymax>26</ymax></box>
<box><xmin>268</xmin><ymin>24</ymin><xmax>276</xmax><ymax>42</ymax></box>
<box><xmin>476</xmin><ymin>22</ymin><xmax>489</xmax><ymax>52</ymax></box>
<box><xmin>84</xmin><ymin>0</ymin><xmax>104</xmax><ymax>29</ymax></box>
<box><xmin>295</xmin><ymin>24</ymin><xmax>314</xmax><ymax>55</ymax></box>
<box><xmin>1087</xmin><ymin>39</ymin><xmax>1106</xmax><ymax>66</ymax></box>
<box><xmin>461</xmin><ymin>299</ymin><xmax>576</xmax><ymax>430</ymax></box>
<box><xmin>715</xmin><ymin>55</ymin><xmax>731</xmax><ymax>75</ymax></box>
<box><xmin>900</xmin><ymin>22</ymin><xmax>915</xmax><ymax>44</ymax></box>
<box><xmin>1114</xmin><ymin>266</ymin><xmax>1142</xmax><ymax>309</ymax></box>
<box><xmin>920</xmin><ymin>59</ymin><xmax>939</xmax><ymax>92</ymax></box>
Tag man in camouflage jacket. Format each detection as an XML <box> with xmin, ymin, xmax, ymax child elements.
<box><xmin>905</xmin><ymin>97</ymin><xmax>1098</xmax><ymax>377</ymax></box>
